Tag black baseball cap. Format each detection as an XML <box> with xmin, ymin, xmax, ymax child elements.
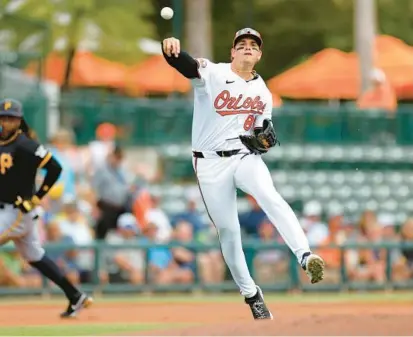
<box><xmin>233</xmin><ymin>28</ymin><xmax>263</xmax><ymax>48</ymax></box>
<box><xmin>0</xmin><ymin>98</ymin><xmax>23</xmax><ymax>118</ymax></box>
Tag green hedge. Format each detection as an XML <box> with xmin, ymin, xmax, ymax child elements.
<box><xmin>53</xmin><ymin>96</ymin><xmax>413</xmax><ymax>146</ymax></box>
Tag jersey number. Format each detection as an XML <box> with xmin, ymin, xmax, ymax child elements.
<box><xmin>35</xmin><ymin>145</ymin><xmax>48</xmax><ymax>158</ymax></box>
<box><xmin>243</xmin><ymin>115</ymin><xmax>256</xmax><ymax>131</ymax></box>
<box><xmin>0</xmin><ymin>153</ymin><xmax>13</xmax><ymax>175</ymax></box>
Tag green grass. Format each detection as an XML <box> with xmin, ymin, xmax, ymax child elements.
<box><xmin>0</xmin><ymin>291</ymin><xmax>412</xmax><ymax>306</ymax></box>
<box><xmin>0</xmin><ymin>322</ymin><xmax>180</xmax><ymax>336</ymax></box>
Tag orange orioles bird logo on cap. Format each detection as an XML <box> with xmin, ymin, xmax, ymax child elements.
<box><xmin>4</xmin><ymin>101</ymin><xmax>11</xmax><ymax>110</ymax></box>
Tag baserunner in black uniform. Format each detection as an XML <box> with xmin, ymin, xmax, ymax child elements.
<box><xmin>0</xmin><ymin>98</ymin><xmax>93</xmax><ymax>318</ymax></box>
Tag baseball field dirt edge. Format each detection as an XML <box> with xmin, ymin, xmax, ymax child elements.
<box><xmin>0</xmin><ymin>291</ymin><xmax>411</xmax><ymax>306</ymax></box>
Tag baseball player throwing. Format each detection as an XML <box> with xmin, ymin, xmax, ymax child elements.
<box><xmin>0</xmin><ymin>99</ymin><xmax>92</xmax><ymax>318</ymax></box>
<box><xmin>162</xmin><ymin>28</ymin><xmax>324</xmax><ymax>319</ymax></box>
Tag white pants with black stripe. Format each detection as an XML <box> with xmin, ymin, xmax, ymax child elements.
<box><xmin>193</xmin><ymin>152</ymin><xmax>310</xmax><ymax>297</ymax></box>
<box><xmin>0</xmin><ymin>204</ymin><xmax>44</xmax><ymax>262</ymax></box>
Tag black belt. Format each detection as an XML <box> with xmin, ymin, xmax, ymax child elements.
<box><xmin>193</xmin><ymin>149</ymin><xmax>241</xmax><ymax>158</ymax></box>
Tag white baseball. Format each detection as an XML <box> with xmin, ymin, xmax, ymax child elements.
<box><xmin>160</xmin><ymin>7</ymin><xmax>174</xmax><ymax>20</ymax></box>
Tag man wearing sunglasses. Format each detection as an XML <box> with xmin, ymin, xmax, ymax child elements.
<box><xmin>162</xmin><ymin>28</ymin><xmax>325</xmax><ymax>320</ymax></box>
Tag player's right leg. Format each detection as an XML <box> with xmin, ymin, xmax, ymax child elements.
<box><xmin>193</xmin><ymin>155</ymin><xmax>272</xmax><ymax>319</ymax></box>
<box><xmin>234</xmin><ymin>154</ymin><xmax>324</xmax><ymax>284</ymax></box>
<box><xmin>10</xmin><ymin>211</ymin><xmax>93</xmax><ymax>318</ymax></box>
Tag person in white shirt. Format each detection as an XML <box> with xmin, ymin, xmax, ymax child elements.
<box><xmin>162</xmin><ymin>27</ymin><xmax>324</xmax><ymax>320</ymax></box>
<box><xmin>300</xmin><ymin>201</ymin><xmax>329</xmax><ymax>246</ymax></box>
<box><xmin>87</xmin><ymin>123</ymin><xmax>116</xmax><ymax>175</ymax></box>
<box><xmin>145</xmin><ymin>193</ymin><xmax>172</xmax><ymax>243</ymax></box>
<box><xmin>55</xmin><ymin>196</ymin><xmax>95</xmax><ymax>282</ymax></box>
<box><xmin>105</xmin><ymin>213</ymin><xmax>144</xmax><ymax>284</ymax></box>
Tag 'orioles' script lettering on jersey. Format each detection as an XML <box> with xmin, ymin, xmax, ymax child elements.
<box><xmin>213</xmin><ymin>90</ymin><xmax>266</xmax><ymax>116</ymax></box>
<box><xmin>191</xmin><ymin>59</ymin><xmax>273</xmax><ymax>151</ymax></box>
<box><xmin>0</xmin><ymin>132</ymin><xmax>52</xmax><ymax>203</ymax></box>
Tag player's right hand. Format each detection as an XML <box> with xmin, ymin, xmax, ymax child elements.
<box><xmin>162</xmin><ymin>37</ymin><xmax>180</xmax><ymax>58</ymax></box>
<box><xmin>14</xmin><ymin>196</ymin><xmax>35</xmax><ymax>214</ymax></box>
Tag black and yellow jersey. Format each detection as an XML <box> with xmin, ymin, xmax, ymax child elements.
<box><xmin>0</xmin><ymin>131</ymin><xmax>52</xmax><ymax>203</ymax></box>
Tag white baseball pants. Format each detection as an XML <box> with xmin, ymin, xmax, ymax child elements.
<box><xmin>0</xmin><ymin>204</ymin><xmax>45</xmax><ymax>262</ymax></box>
<box><xmin>193</xmin><ymin>152</ymin><xmax>310</xmax><ymax>297</ymax></box>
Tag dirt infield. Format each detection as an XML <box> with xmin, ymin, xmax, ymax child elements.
<box><xmin>133</xmin><ymin>302</ymin><xmax>413</xmax><ymax>336</ymax></box>
<box><xmin>0</xmin><ymin>299</ymin><xmax>411</xmax><ymax>335</ymax></box>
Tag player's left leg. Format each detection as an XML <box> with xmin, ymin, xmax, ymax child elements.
<box><xmin>12</xmin><ymin>212</ymin><xmax>93</xmax><ymax>317</ymax></box>
<box><xmin>234</xmin><ymin>154</ymin><xmax>324</xmax><ymax>284</ymax></box>
<box><xmin>193</xmin><ymin>156</ymin><xmax>272</xmax><ymax>319</ymax></box>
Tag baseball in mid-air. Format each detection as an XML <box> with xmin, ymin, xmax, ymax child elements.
<box><xmin>160</xmin><ymin>7</ymin><xmax>174</xmax><ymax>20</ymax></box>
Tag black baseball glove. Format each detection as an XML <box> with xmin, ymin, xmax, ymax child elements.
<box><xmin>239</xmin><ymin>119</ymin><xmax>280</xmax><ymax>155</ymax></box>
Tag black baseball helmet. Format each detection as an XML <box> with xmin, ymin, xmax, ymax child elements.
<box><xmin>0</xmin><ymin>98</ymin><xmax>23</xmax><ymax>118</ymax></box>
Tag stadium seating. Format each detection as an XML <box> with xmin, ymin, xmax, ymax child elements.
<box><xmin>155</xmin><ymin>143</ymin><xmax>413</xmax><ymax>223</ymax></box>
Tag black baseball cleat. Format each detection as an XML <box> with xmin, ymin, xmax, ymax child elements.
<box><xmin>245</xmin><ymin>286</ymin><xmax>273</xmax><ymax>320</ymax></box>
<box><xmin>60</xmin><ymin>293</ymin><xmax>93</xmax><ymax>318</ymax></box>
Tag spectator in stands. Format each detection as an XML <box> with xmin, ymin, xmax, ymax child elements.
<box><xmin>239</xmin><ymin>195</ymin><xmax>267</xmax><ymax>237</ymax></box>
<box><xmin>145</xmin><ymin>192</ymin><xmax>172</xmax><ymax>243</ymax></box>
<box><xmin>378</xmin><ymin>213</ymin><xmax>400</xmax><ymax>267</ymax></box>
<box><xmin>54</xmin><ymin>196</ymin><xmax>95</xmax><ymax>283</ymax></box>
<box><xmin>356</xmin><ymin>68</ymin><xmax>397</xmax><ymax>114</ymax></box>
<box><xmin>39</xmin><ymin>128</ymin><xmax>77</xmax><ymax>216</ymax></box>
<box><xmin>38</xmin><ymin>182</ymin><xmax>66</xmax><ymax>222</ymax></box>
<box><xmin>300</xmin><ymin>201</ymin><xmax>329</xmax><ymax>247</ymax></box>
<box><xmin>172</xmin><ymin>188</ymin><xmax>206</xmax><ymax>237</ymax></box>
<box><xmin>197</xmin><ymin>219</ymin><xmax>226</xmax><ymax>284</ymax></box>
<box><xmin>45</xmin><ymin>222</ymin><xmax>79</xmax><ymax>284</ymax></box>
<box><xmin>356</xmin><ymin>210</ymin><xmax>378</xmax><ymax>237</ymax></box>
<box><xmin>378</xmin><ymin>213</ymin><xmax>399</xmax><ymax>242</ymax></box>
<box><xmin>87</xmin><ymin>122</ymin><xmax>117</xmax><ymax>175</ymax></box>
<box><xmin>314</xmin><ymin>206</ymin><xmax>348</xmax><ymax>283</ymax></box>
<box><xmin>131</xmin><ymin>183</ymin><xmax>153</xmax><ymax>232</ymax></box>
<box><xmin>143</xmin><ymin>221</ymin><xmax>193</xmax><ymax>285</ymax></box>
<box><xmin>170</xmin><ymin>221</ymin><xmax>196</xmax><ymax>282</ymax></box>
<box><xmin>345</xmin><ymin>212</ymin><xmax>385</xmax><ymax>283</ymax></box>
<box><xmin>254</xmin><ymin>220</ymin><xmax>289</xmax><ymax>284</ymax></box>
<box><xmin>392</xmin><ymin>218</ymin><xmax>413</xmax><ymax>281</ymax></box>
<box><xmin>93</xmin><ymin>145</ymin><xmax>132</xmax><ymax>239</ymax></box>
<box><xmin>48</xmin><ymin>129</ymin><xmax>79</xmax><ymax>196</ymax></box>
<box><xmin>105</xmin><ymin>213</ymin><xmax>144</xmax><ymax>284</ymax></box>
<box><xmin>0</xmin><ymin>242</ymin><xmax>42</xmax><ymax>288</ymax></box>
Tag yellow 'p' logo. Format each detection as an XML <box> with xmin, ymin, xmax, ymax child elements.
<box><xmin>4</xmin><ymin>101</ymin><xmax>11</xmax><ymax>110</ymax></box>
<box><xmin>0</xmin><ymin>153</ymin><xmax>13</xmax><ymax>174</ymax></box>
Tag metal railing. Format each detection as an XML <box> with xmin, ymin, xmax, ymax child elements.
<box><xmin>0</xmin><ymin>240</ymin><xmax>412</xmax><ymax>296</ymax></box>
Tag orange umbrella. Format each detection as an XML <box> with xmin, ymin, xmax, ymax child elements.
<box><xmin>73</xmin><ymin>52</ymin><xmax>128</xmax><ymax>88</ymax></box>
<box><xmin>397</xmin><ymin>83</ymin><xmax>413</xmax><ymax>100</ymax></box>
<box><xmin>26</xmin><ymin>52</ymin><xmax>128</xmax><ymax>88</ymax></box>
<box><xmin>267</xmin><ymin>48</ymin><xmax>359</xmax><ymax>99</ymax></box>
<box><xmin>267</xmin><ymin>35</ymin><xmax>413</xmax><ymax>100</ymax></box>
<box><xmin>126</xmin><ymin>55</ymin><xmax>191</xmax><ymax>95</ymax></box>
<box><xmin>272</xmin><ymin>92</ymin><xmax>283</xmax><ymax>107</ymax></box>
<box><xmin>374</xmin><ymin>35</ymin><xmax>413</xmax><ymax>94</ymax></box>
<box><xmin>26</xmin><ymin>53</ymin><xmax>67</xmax><ymax>85</ymax></box>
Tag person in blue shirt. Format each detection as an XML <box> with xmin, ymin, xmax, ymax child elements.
<box><xmin>47</xmin><ymin>130</ymin><xmax>77</xmax><ymax>198</ymax></box>
<box><xmin>239</xmin><ymin>195</ymin><xmax>268</xmax><ymax>238</ymax></box>
<box><xmin>172</xmin><ymin>194</ymin><xmax>206</xmax><ymax>237</ymax></box>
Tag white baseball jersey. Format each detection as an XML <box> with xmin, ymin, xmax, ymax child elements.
<box><xmin>191</xmin><ymin>59</ymin><xmax>273</xmax><ymax>151</ymax></box>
